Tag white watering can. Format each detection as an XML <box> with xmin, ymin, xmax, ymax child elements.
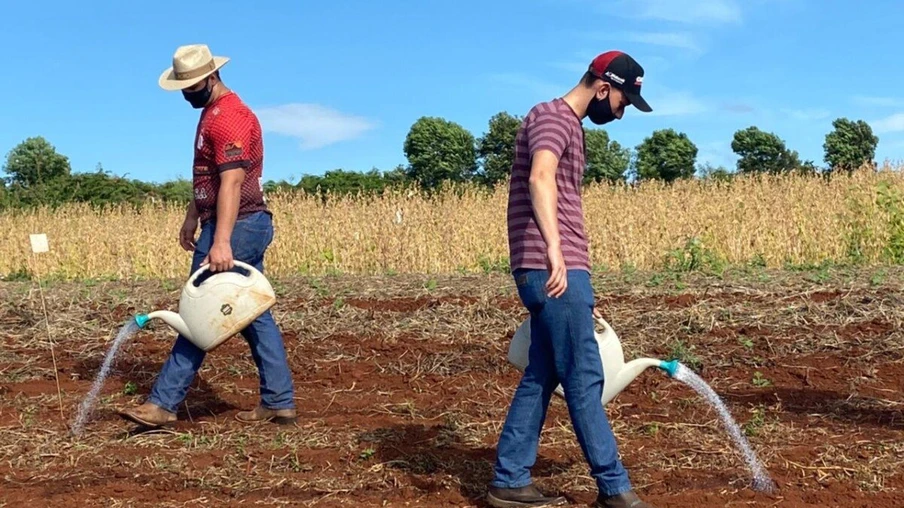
<box><xmin>133</xmin><ymin>260</ymin><xmax>277</xmax><ymax>352</ymax></box>
<box><xmin>507</xmin><ymin>315</ymin><xmax>678</xmax><ymax>406</ymax></box>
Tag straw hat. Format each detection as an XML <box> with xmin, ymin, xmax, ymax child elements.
<box><xmin>158</xmin><ymin>44</ymin><xmax>230</xmax><ymax>91</ymax></box>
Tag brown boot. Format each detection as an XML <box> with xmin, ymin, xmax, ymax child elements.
<box><xmin>235</xmin><ymin>405</ymin><xmax>297</xmax><ymax>425</ymax></box>
<box><xmin>118</xmin><ymin>402</ymin><xmax>177</xmax><ymax>427</ymax></box>
<box><xmin>486</xmin><ymin>483</ymin><xmax>568</xmax><ymax>507</ymax></box>
<box><xmin>595</xmin><ymin>490</ymin><xmax>654</xmax><ymax>508</ymax></box>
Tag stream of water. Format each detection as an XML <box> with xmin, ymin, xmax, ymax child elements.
<box><xmin>70</xmin><ymin>319</ymin><xmax>140</xmax><ymax>437</ymax></box>
<box><xmin>672</xmin><ymin>362</ymin><xmax>777</xmax><ymax>493</ymax></box>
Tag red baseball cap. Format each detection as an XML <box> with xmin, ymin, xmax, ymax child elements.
<box><xmin>589</xmin><ymin>51</ymin><xmax>652</xmax><ymax>112</ymax></box>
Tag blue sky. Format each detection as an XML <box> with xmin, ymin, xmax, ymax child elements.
<box><xmin>3</xmin><ymin>0</ymin><xmax>904</xmax><ymax>184</ymax></box>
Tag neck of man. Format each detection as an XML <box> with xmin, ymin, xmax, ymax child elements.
<box><xmin>208</xmin><ymin>82</ymin><xmax>231</xmax><ymax>105</ymax></box>
<box><xmin>561</xmin><ymin>85</ymin><xmax>595</xmax><ymax>120</ymax></box>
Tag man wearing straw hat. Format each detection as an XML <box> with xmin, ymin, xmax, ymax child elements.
<box><xmin>118</xmin><ymin>44</ymin><xmax>297</xmax><ymax>427</ymax></box>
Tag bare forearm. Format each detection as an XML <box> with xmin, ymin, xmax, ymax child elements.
<box><xmin>186</xmin><ymin>198</ymin><xmax>199</xmax><ymax>221</ymax></box>
<box><xmin>213</xmin><ymin>181</ymin><xmax>242</xmax><ymax>245</ymax></box>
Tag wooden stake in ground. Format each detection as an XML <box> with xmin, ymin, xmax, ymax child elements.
<box><xmin>29</xmin><ymin>233</ymin><xmax>65</xmax><ymax>422</ymax></box>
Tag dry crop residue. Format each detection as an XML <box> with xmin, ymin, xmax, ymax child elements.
<box><xmin>1</xmin><ymin>269</ymin><xmax>902</xmax><ymax>507</ymax></box>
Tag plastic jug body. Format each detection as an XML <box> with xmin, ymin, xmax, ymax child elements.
<box><xmin>179</xmin><ymin>260</ymin><xmax>276</xmax><ymax>351</ymax></box>
<box><xmin>136</xmin><ymin>261</ymin><xmax>277</xmax><ymax>352</ymax></box>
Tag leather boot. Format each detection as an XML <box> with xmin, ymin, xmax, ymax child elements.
<box><xmin>235</xmin><ymin>405</ymin><xmax>297</xmax><ymax>425</ymax></box>
<box><xmin>118</xmin><ymin>402</ymin><xmax>177</xmax><ymax>427</ymax></box>
<box><xmin>486</xmin><ymin>483</ymin><xmax>568</xmax><ymax>507</ymax></box>
<box><xmin>595</xmin><ymin>490</ymin><xmax>654</xmax><ymax>508</ymax></box>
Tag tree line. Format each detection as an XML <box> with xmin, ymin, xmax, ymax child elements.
<box><xmin>0</xmin><ymin>112</ymin><xmax>881</xmax><ymax>210</ymax></box>
<box><xmin>399</xmin><ymin>113</ymin><xmax>879</xmax><ymax>186</ymax></box>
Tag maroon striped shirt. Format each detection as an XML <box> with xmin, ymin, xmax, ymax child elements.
<box><xmin>507</xmin><ymin>98</ymin><xmax>590</xmax><ymax>272</ymax></box>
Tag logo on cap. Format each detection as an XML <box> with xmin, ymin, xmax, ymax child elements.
<box><xmin>604</xmin><ymin>71</ymin><xmax>625</xmax><ymax>85</ymax></box>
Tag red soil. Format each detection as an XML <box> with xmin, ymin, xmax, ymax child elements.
<box><xmin>1</xmin><ymin>282</ymin><xmax>902</xmax><ymax>507</ymax></box>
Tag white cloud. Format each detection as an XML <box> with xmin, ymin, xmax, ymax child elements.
<box><xmin>623</xmin><ymin>31</ymin><xmax>703</xmax><ymax>53</ymax></box>
<box><xmin>871</xmin><ymin>112</ymin><xmax>904</xmax><ymax>133</ymax></box>
<box><xmin>582</xmin><ymin>31</ymin><xmax>704</xmax><ymax>55</ymax></box>
<box><xmin>613</xmin><ymin>0</ymin><xmax>742</xmax><ymax>25</ymax></box>
<box><xmin>255</xmin><ymin>103</ymin><xmax>376</xmax><ymax>150</ymax></box>
<box><xmin>781</xmin><ymin>108</ymin><xmax>831</xmax><ymax>121</ymax></box>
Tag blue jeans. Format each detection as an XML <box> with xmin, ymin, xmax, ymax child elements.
<box><xmin>147</xmin><ymin>211</ymin><xmax>295</xmax><ymax>413</ymax></box>
<box><xmin>491</xmin><ymin>268</ymin><xmax>632</xmax><ymax>497</ymax></box>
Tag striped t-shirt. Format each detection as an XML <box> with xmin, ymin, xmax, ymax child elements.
<box><xmin>506</xmin><ymin>97</ymin><xmax>590</xmax><ymax>273</ymax></box>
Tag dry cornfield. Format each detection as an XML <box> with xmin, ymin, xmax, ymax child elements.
<box><xmin>2</xmin><ymin>165</ymin><xmax>904</xmax><ymax>280</ymax></box>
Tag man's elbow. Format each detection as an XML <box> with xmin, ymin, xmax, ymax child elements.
<box><xmin>220</xmin><ymin>169</ymin><xmax>246</xmax><ymax>189</ymax></box>
<box><xmin>528</xmin><ymin>151</ymin><xmax>558</xmax><ymax>187</ymax></box>
<box><xmin>529</xmin><ymin>167</ymin><xmax>555</xmax><ymax>188</ymax></box>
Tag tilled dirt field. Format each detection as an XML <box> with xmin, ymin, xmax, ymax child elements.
<box><xmin>1</xmin><ymin>268</ymin><xmax>903</xmax><ymax>507</ymax></box>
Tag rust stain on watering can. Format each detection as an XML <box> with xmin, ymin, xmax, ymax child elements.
<box><xmin>203</xmin><ymin>288</ymin><xmax>276</xmax><ymax>352</ymax></box>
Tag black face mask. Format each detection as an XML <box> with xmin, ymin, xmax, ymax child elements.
<box><xmin>587</xmin><ymin>94</ymin><xmax>617</xmax><ymax>125</ymax></box>
<box><xmin>182</xmin><ymin>78</ymin><xmax>212</xmax><ymax>109</ymax></box>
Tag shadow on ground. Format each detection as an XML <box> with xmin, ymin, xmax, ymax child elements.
<box><xmin>724</xmin><ymin>388</ymin><xmax>903</xmax><ymax>430</ymax></box>
<box><xmin>72</xmin><ymin>356</ymin><xmax>239</xmax><ymax>425</ymax></box>
<box><xmin>357</xmin><ymin>422</ymin><xmax>579</xmax><ymax>506</ymax></box>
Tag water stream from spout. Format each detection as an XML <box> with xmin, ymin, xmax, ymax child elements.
<box><xmin>671</xmin><ymin>362</ymin><xmax>777</xmax><ymax>493</ymax></box>
<box><xmin>70</xmin><ymin>319</ymin><xmax>140</xmax><ymax>437</ymax></box>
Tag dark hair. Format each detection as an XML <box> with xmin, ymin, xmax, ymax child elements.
<box><xmin>581</xmin><ymin>70</ymin><xmax>602</xmax><ymax>87</ymax></box>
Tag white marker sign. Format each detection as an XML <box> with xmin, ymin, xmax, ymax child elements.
<box><xmin>30</xmin><ymin>234</ymin><xmax>49</xmax><ymax>254</ymax></box>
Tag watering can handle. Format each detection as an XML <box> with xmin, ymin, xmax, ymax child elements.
<box><xmin>594</xmin><ymin>316</ymin><xmax>614</xmax><ymax>332</ymax></box>
<box><xmin>186</xmin><ymin>260</ymin><xmax>260</xmax><ymax>287</ymax></box>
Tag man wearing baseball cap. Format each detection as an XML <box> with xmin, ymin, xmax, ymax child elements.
<box><xmin>488</xmin><ymin>51</ymin><xmax>654</xmax><ymax>508</ymax></box>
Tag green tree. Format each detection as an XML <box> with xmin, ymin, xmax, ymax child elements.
<box><xmin>2</xmin><ymin>178</ymin><xmax>70</xmax><ymax>209</ymax></box>
<box><xmin>382</xmin><ymin>164</ymin><xmax>410</xmax><ymax>187</ymax></box>
<box><xmin>798</xmin><ymin>160</ymin><xmax>820</xmax><ymax>175</ymax></box>
<box><xmin>297</xmin><ymin>168</ymin><xmax>394</xmax><ymax>196</ymax></box>
<box><xmin>0</xmin><ymin>181</ymin><xmax>9</xmax><ymax>209</ymax></box>
<box><xmin>476</xmin><ymin>111</ymin><xmax>522</xmax><ymax>187</ymax></box>
<box><xmin>583</xmin><ymin>128</ymin><xmax>631</xmax><ymax>184</ymax></box>
<box><xmin>403</xmin><ymin>116</ymin><xmax>478</xmax><ymax>189</ymax></box>
<box><xmin>823</xmin><ymin>117</ymin><xmax>879</xmax><ymax>173</ymax></box>
<box><xmin>65</xmin><ymin>169</ymin><xmax>154</xmax><ymax>207</ymax></box>
<box><xmin>730</xmin><ymin>126</ymin><xmax>801</xmax><ymax>174</ymax></box>
<box><xmin>632</xmin><ymin>129</ymin><xmax>697</xmax><ymax>182</ymax></box>
<box><xmin>154</xmin><ymin>178</ymin><xmax>193</xmax><ymax>203</ymax></box>
<box><xmin>263</xmin><ymin>179</ymin><xmax>296</xmax><ymax>194</ymax></box>
<box><xmin>698</xmin><ymin>162</ymin><xmax>734</xmax><ymax>181</ymax></box>
<box><xmin>2</xmin><ymin>136</ymin><xmax>71</xmax><ymax>187</ymax></box>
